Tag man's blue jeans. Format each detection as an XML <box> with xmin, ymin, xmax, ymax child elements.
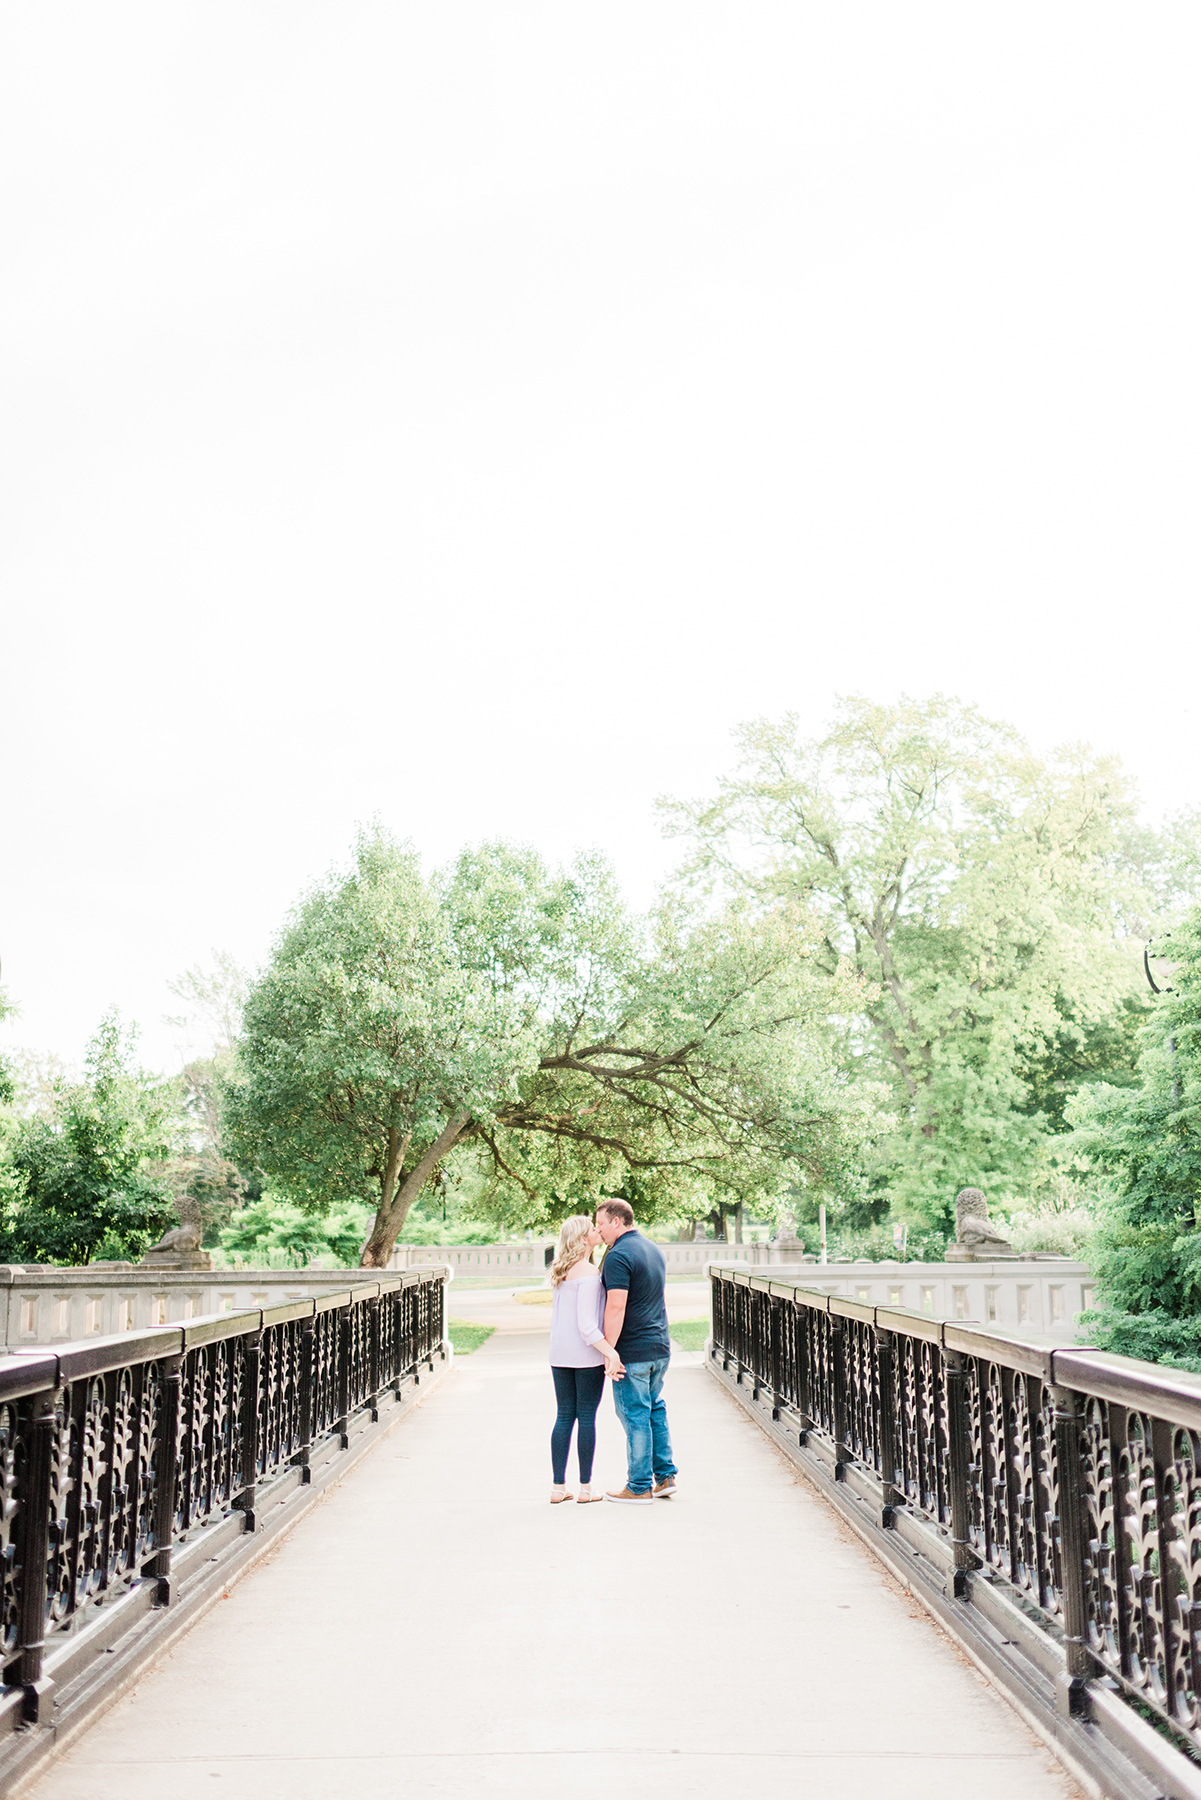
<box><xmin>611</xmin><ymin>1358</ymin><xmax>677</xmax><ymax>1495</ymax></box>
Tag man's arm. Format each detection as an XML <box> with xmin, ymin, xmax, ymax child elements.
<box><xmin>603</xmin><ymin>1287</ymin><xmax>628</xmax><ymax>1349</ymax></box>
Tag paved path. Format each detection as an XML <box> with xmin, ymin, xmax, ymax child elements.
<box><xmin>30</xmin><ymin>1292</ymin><xmax>1083</xmax><ymax>1800</ymax></box>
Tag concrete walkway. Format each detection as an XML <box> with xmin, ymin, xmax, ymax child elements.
<box><xmin>30</xmin><ymin>1292</ymin><xmax>1083</xmax><ymax>1800</ymax></box>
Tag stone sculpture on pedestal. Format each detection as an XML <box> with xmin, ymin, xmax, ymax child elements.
<box><xmin>770</xmin><ymin>1211</ymin><xmax>806</xmax><ymax>1264</ymax></box>
<box><xmin>140</xmin><ymin>1198</ymin><xmax>212</xmax><ymax>1272</ymax></box>
<box><xmin>945</xmin><ymin>1187</ymin><xmax>1016</xmax><ymax>1261</ymax></box>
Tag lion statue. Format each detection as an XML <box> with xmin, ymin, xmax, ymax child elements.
<box><xmin>954</xmin><ymin>1187</ymin><xmax>1014</xmax><ymax>1255</ymax></box>
<box><xmin>143</xmin><ymin>1194</ymin><xmax>207</xmax><ymax>1263</ymax></box>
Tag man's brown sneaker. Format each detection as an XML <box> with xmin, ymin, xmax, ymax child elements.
<box><xmin>653</xmin><ymin>1476</ymin><xmax>678</xmax><ymax>1498</ymax></box>
<box><xmin>604</xmin><ymin>1486</ymin><xmax>653</xmax><ymax>1506</ymax></box>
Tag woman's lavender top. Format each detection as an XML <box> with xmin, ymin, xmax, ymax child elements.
<box><xmin>549</xmin><ymin>1266</ymin><xmax>606</xmax><ymax>1367</ymax></box>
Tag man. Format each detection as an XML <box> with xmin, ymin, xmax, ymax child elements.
<box><xmin>596</xmin><ymin>1199</ymin><xmax>678</xmax><ymax>1505</ymax></box>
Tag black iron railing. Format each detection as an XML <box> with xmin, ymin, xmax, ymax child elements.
<box><xmin>0</xmin><ymin>1270</ymin><xmax>445</xmax><ymax>1722</ymax></box>
<box><xmin>711</xmin><ymin>1267</ymin><xmax>1201</xmax><ymax>1765</ymax></box>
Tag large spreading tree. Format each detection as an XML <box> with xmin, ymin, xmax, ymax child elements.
<box><xmin>661</xmin><ymin>695</ymin><xmax>1198</xmax><ymax>1230</ymax></box>
<box><xmin>225</xmin><ymin>830</ymin><xmax>880</xmax><ymax>1266</ymax></box>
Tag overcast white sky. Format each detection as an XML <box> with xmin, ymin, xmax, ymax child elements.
<box><xmin>3</xmin><ymin>2</ymin><xmax>1199</xmax><ymax>1073</ymax></box>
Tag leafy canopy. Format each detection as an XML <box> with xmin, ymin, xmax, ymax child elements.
<box><xmin>217</xmin><ymin>1195</ymin><xmax>375</xmax><ymax>1268</ymax></box>
<box><xmin>225</xmin><ymin>829</ymin><xmax>880</xmax><ymax>1265</ymax></box>
<box><xmin>662</xmin><ymin>695</ymin><xmax>1195</xmax><ymax>1231</ymax></box>
<box><xmin>1069</xmin><ymin>909</ymin><xmax>1201</xmax><ymax>1368</ymax></box>
<box><xmin>1</xmin><ymin>1013</ymin><xmax>180</xmax><ymax>1265</ymax></box>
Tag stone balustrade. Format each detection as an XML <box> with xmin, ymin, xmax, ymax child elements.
<box><xmin>391</xmin><ymin>1242</ymin><xmax>551</xmax><ymax>1277</ymax></box>
<box><xmin>0</xmin><ymin>1265</ymin><xmax>408</xmax><ymax>1347</ymax></box>
<box><xmin>388</xmin><ymin>1239</ymin><xmax>763</xmax><ymax>1277</ymax></box>
<box><xmin>0</xmin><ymin>1247</ymin><xmax>1094</xmax><ymax>1346</ymax></box>
<box><xmin>711</xmin><ymin>1258</ymin><xmax>1095</xmax><ymax>1336</ymax></box>
<box><xmin>395</xmin><ymin>1242</ymin><xmax>1094</xmax><ymax>1337</ymax></box>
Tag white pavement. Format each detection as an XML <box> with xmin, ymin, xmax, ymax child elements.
<box><xmin>29</xmin><ymin>1293</ymin><xmax>1083</xmax><ymax>1800</ymax></box>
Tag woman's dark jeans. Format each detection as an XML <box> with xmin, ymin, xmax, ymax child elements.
<box><xmin>551</xmin><ymin>1365</ymin><xmax>606</xmax><ymax>1484</ymax></box>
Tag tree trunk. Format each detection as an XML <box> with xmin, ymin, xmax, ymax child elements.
<box><xmin>708</xmin><ymin>1206</ymin><xmax>726</xmax><ymax>1242</ymax></box>
<box><xmin>360</xmin><ymin>1114</ymin><xmax>469</xmax><ymax>1267</ymax></box>
<box><xmin>734</xmin><ymin>1202</ymin><xmax>744</xmax><ymax>1244</ymax></box>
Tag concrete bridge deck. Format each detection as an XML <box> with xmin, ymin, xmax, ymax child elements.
<box><xmin>27</xmin><ymin>1284</ymin><xmax>1082</xmax><ymax>1800</ymax></box>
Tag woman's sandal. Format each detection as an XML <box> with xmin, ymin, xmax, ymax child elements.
<box><xmin>550</xmin><ymin>1487</ymin><xmax>575</xmax><ymax>1504</ymax></box>
<box><xmin>576</xmin><ymin>1485</ymin><xmax>604</xmax><ymax>1503</ymax></box>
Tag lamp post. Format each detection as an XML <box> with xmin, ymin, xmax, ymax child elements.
<box><xmin>1144</xmin><ymin>936</ymin><xmax>1182</xmax><ymax>1107</ymax></box>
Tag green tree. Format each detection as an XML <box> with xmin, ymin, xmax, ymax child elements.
<box><xmin>662</xmin><ymin>695</ymin><xmax>1195</xmax><ymax>1232</ymax></box>
<box><xmin>166</xmin><ymin>953</ymin><xmax>254</xmax><ymax>1241</ymax></box>
<box><xmin>217</xmin><ymin>1195</ymin><xmax>374</xmax><ymax>1267</ymax></box>
<box><xmin>0</xmin><ymin>985</ymin><xmax>16</xmax><ymax>1110</ymax></box>
<box><xmin>1069</xmin><ymin>911</ymin><xmax>1201</xmax><ymax>1368</ymax></box>
<box><xmin>2</xmin><ymin>1013</ymin><xmax>180</xmax><ymax>1265</ymax></box>
<box><xmin>225</xmin><ymin>830</ymin><xmax>880</xmax><ymax>1267</ymax></box>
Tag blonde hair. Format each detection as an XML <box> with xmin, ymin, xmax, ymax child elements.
<box><xmin>551</xmin><ymin>1214</ymin><xmax>595</xmax><ymax>1287</ymax></box>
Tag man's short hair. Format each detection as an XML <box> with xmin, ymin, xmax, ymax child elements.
<box><xmin>597</xmin><ymin>1199</ymin><xmax>635</xmax><ymax>1228</ymax></box>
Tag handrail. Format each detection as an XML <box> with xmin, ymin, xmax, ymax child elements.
<box><xmin>710</xmin><ymin>1265</ymin><xmax>1201</xmax><ymax>1766</ymax></box>
<box><xmin>0</xmin><ymin>1268</ymin><xmax>447</xmax><ymax>1726</ymax></box>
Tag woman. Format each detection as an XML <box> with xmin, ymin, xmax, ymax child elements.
<box><xmin>548</xmin><ymin>1214</ymin><xmax>624</xmax><ymax>1503</ymax></box>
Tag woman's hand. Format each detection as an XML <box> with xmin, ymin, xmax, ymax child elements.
<box><xmin>603</xmin><ymin>1346</ymin><xmax>625</xmax><ymax>1379</ymax></box>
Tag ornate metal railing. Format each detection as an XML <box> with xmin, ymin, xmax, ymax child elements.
<box><xmin>710</xmin><ymin>1267</ymin><xmax>1201</xmax><ymax>1775</ymax></box>
<box><xmin>0</xmin><ymin>1270</ymin><xmax>445</xmax><ymax>1724</ymax></box>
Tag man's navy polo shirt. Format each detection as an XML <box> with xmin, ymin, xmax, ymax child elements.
<box><xmin>601</xmin><ymin>1229</ymin><xmax>671</xmax><ymax>1362</ymax></box>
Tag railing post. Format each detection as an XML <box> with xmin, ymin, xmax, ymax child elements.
<box><xmin>1051</xmin><ymin>1383</ymin><xmax>1091</xmax><ymax>1716</ymax></box>
<box><xmin>875</xmin><ymin>1327</ymin><xmax>902</xmax><ymax>1526</ymax></box>
<box><xmin>427</xmin><ymin>1276</ymin><xmax>440</xmax><ymax>1369</ymax></box>
<box><xmin>150</xmin><ymin>1356</ymin><xmax>182</xmax><ymax>1606</ymax></box>
<box><xmin>769</xmin><ymin>1296</ymin><xmax>783</xmax><ymax>1419</ymax></box>
<box><xmin>391</xmin><ymin>1287</ymin><xmax>408</xmax><ymax>1393</ymax></box>
<box><xmin>367</xmin><ymin>1296</ymin><xmax>381</xmax><ymax>1421</ymax></box>
<box><xmin>235</xmin><ymin>1330</ymin><xmax>261</xmax><ymax>1528</ymax></box>
<box><xmin>750</xmin><ymin>1289</ymin><xmax>765</xmax><ymax>1400</ymax></box>
<box><xmin>794</xmin><ymin>1300</ymin><xmax>812</xmax><ymax>1441</ymax></box>
<box><xmin>943</xmin><ymin>1348</ymin><xmax>979</xmax><ymax>1597</ymax></box>
<box><xmin>831</xmin><ymin>1313</ymin><xmax>851</xmax><ymax>1477</ymax></box>
<box><xmin>392</xmin><ymin>1288</ymin><xmax>406</xmax><ymax>1382</ymax></box>
<box><xmin>335</xmin><ymin>1304</ymin><xmax>351</xmax><ymax>1447</ymax></box>
<box><xmin>714</xmin><ymin>1276</ymin><xmax>730</xmax><ymax>1370</ymax></box>
<box><xmin>294</xmin><ymin>1317</ymin><xmax>315</xmax><ymax>1484</ymax></box>
<box><xmin>17</xmin><ymin>1387</ymin><xmax>59</xmax><ymax>1722</ymax></box>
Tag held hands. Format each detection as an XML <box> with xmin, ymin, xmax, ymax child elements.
<box><xmin>602</xmin><ymin>1346</ymin><xmax>626</xmax><ymax>1380</ymax></box>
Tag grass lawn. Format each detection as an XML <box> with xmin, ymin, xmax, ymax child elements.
<box><xmin>448</xmin><ymin>1318</ymin><xmax>496</xmax><ymax>1355</ymax></box>
<box><xmin>668</xmin><ymin>1317</ymin><xmax>709</xmax><ymax>1352</ymax></box>
<box><xmin>432</xmin><ymin>1275</ymin><xmax>546</xmax><ymax>1291</ymax></box>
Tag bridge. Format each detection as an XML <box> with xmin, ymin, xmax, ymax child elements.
<box><xmin>0</xmin><ymin>1269</ymin><xmax>1195</xmax><ymax>1799</ymax></box>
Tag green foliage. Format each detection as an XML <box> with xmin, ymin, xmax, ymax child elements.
<box><xmin>166</xmin><ymin>955</ymin><xmax>255</xmax><ymax>1241</ymax></box>
<box><xmin>0</xmin><ymin>987</ymin><xmax>16</xmax><ymax>1111</ymax></box>
<box><xmin>1018</xmin><ymin>998</ymin><xmax>1149</xmax><ymax>1134</ymax></box>
<box><xmin>226</xmin><ymin>829</ymin><xmax>882</xmax><ymax>1266</ymax></box>
<box><xmin>663</xmin><ymin>695</ymin><xmax>1198</xmax><ymax>1231</ymax></box>
<box><xmin>1000</xmin><ymin>1204</ymin><xmax>1096</xmax><ymax>1258</ymax></box>
<box><xmin>395</xmin><ymin>1163</ymin><xmax>502</xmax><ymax>1245</ymax></box>
<box><xmin>1</xmin><ymin>1013</ymin><xmax>180</xmax><ymax>1265</ymax></box>
<box><xmin>1069</xmin><ymin>913</ymin><xmax>1201</xmax><ymax>1349</ymax></box>
<box><xmin>216</xmin><ymin>1194</ymin><xmax>374</xmax><ymax>1267</ymax></box>
<box><xmin>1075</xmin><ymin>1309</ymin><xmax>1201</xmax><ymax>1376</ymax></box>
